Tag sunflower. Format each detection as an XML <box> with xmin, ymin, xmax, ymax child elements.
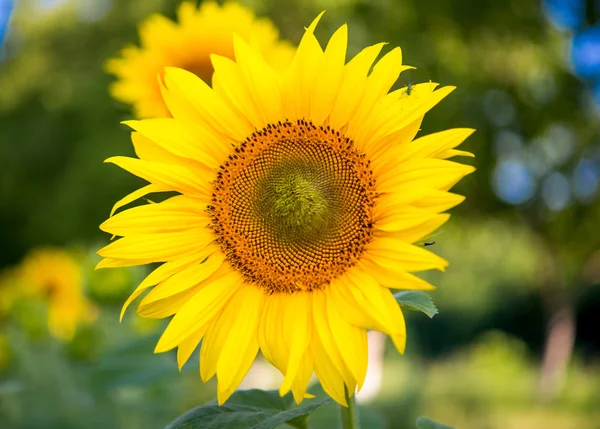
<box><xmin>98</xmin><ymin>13</ymin><xmax>475</xmax><ymax>406</ymax></box>
<box><xmin>0</xmin><ymin>268</ymin><xmax>20</xmax><ymax>319</ymax></box>
<box><xmin>20</xmin><ymin>248</ymin><xmax>97</xmax><ymax>341</ymax></box>
<box><xmin>106</xmin><ymin>1</ymin><xmax>295</xmax><ymax>119</ymax></box>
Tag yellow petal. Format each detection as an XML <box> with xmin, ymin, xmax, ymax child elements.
<box><xmin>232</xmin><ymin>33</ymin><xmax>283</xmax><ymax>126</ymax></box>
<box><xmin>158</xmin><ymin>72</ymin><xmax>249</xmax><ymax>149</ymax></box>
<box><xmin>138</xmin><ymin>13</ymin><xmax>176</xmax><ymax>47</ymax></box>
<box><xmin>163</xmin><ymin>67</ymin><xmax>253</xmax><ymax>141</ymax></box>
<box><xmin>218</xmin><ymin>337</ymin><xmax>260</xmax><ymax>405</ymax></box>
<box><xmin>347</xmin><ymin>47</ymin><xmax>405</xmax><ymax>136</ymax></box>
<box><xmin>373</xmin><ymin>206</ymin><xmax>440</xmax><ymax>232</ymax></box>
<box><xmin>282</xmin><ymin>12</ymin><xmax>324</xmax><ymax>120</ymax></box>
<box><xmin>312</xmin><ymin>338</ymin><xmax>348</xmax><ymax>406</ymax></box>
<box><xmin>108</xmin><ymin>184</ymin><xmax>164</xmax><ymax>217</ymax></box>
<box><xmin>342</xmin><ymin>269</ymin><xmax>406</xmax><ymax>353</ymax></box>
<box><xmin>140</xmin><ymin>252</ymin><xmax>225</xmax><ymax>304</ymax></box>
<box><xmin>312</xmin><ymin>290</ymin><xmax>355</xmax><ymax>387</ymax></box>
<box><xmin>200</xmin><ymin>309</ymin><xmax>231</xmax><ymax>383</ymax></box>
<box><xmin>310</xmin><ymin>24</ymin><xmax>348</xmax><ymax>126</ymax></box>
<box><xmin>380</xmin><ymin>288</ymin><xmax>408</xmax><ymax>353</ymax></box>
<box><xmin>105</xmin><ymin>156</ymin><xmax>212</xmax><ymax>200</ymax></box>
<box><xmin>439</xmin><ymin>148</ymin><xmax>475</xmax><ymax>159</ymax></box>
<box><xmin>101</xmin><ymin>195</ymin><xmax>209</xmax><ymax>236</ymax></box>
<box><xmin>358</xmin><ymin>85</ymin><xmax>455</xmax><ymax>149</ymax></box>
<box><xmin>373</xmin><ymin>202</ymin><xmax>452</xmax><ymax>243</ymax></box>
<box><xmin>216</xmin><ymin>286</ymin><xmax>264</xmax><ymax>403</ymax></box>
<box><xmin>325</xmin><ymin>287</ymin><xmax>368</xmax><ymax>390</ymax></box>
<box><xmin>429</xmin><ymin>193</ymin><xmax>466</xmax><ymax>214</ymax></box>
<box><xmin>291</xmin><ymin>350</ymin><xmax>314</xmax><ymax>404</ymax></box>
<box><xmin>331</xmin><ymin>270</ymin><xmax>392</xmax><ymax>333</ymax></box>
<box><xmin>138</xmin><ymin>284</ymin><xmax>203</xmax><ymax>319</ymax></box>
<box><xmin>211</xmin><ymin>55</ymin><xmax>263</xmax><ymax>129</ymax></box>
<box><xmin>95</xmin><ymin>258</ymin><xmax>150</xmax><ymax>269</ymax></box>
<box><xmin>328</xmin><ymin>42</ymin><xmax>385</xmax><ymax>130</ymax></box>
<box><xmin>370</xmin><ymin>124</ymin><xmax>473</xmax><ymax>171</ymax></box>
<box><xmin>125</xmin><ymin>119</ymin><xmax>226</xmax><ymax>169</ymax></box>
<box><xmin>119</xmin><ymin>249</ymin><xmax>213</xmax><ymax>321</ymax></box>
<box><xmin>98</xmin><ymin>228</ymin><xmax>213</xmax><ymax>262</ymax></box>
<box><xmin>377</xmin><ymin>213</ymin><xmax>451</xmax><ymax>244</ymax></box>
<box><xmin>155</xmin><ymin>270</ymin><xmax>243</xmax><ymax>352</ymax></box>
<box><xmin>377</xmin><ymin>158</ymin><xmax>475</xmax><ymax>194</ymax></box>
<box><xmin>376</xmin><ymin>190</ymin><xmax>465</xmax><ymax>215</ymax></box>
<box><xmin>364</xmin><ymin>237</ymin><xmax>448</xmax><ymax>272</ymax></box>
<box><xmin>175</xmin><ymin>1</ymin><xmax>197</xmax><ymax>30</ymax></box>
<box><xmin>279</xmin><ymin>292</ymin><xmax>312</xmax><ymax>396</ymax></box>
<box><xmin>177</xmin><ymin>325</ymin><xmax>207</xmax><ymax>370</ymax></box>
<box><xmin>357</xmin><ymin>82</ymin><xmax>432</xmax><ymax>155</ymax></box>
<box><xmin>401</xmin><ymin>128</ymin><xmax>475</xmax><ymax>161</ymax></box>
<box><xmin>131</xmin><ymin>132</ymin><xmax>193</xmax><ymax>166</ymax></box>
<box><xmin>258</xmin><ymin>293</ymin><xmax>288</xmax><ymax>374</ymax></box>
<box><xmin>330</xmin><ymin>276</ymin><xmax>385</xmax><ymax>333</ymax></box>
<box><xmin>367</xmin><ymin>116</ymin><xmax>424</xmax><ymax>167</ymax></box>
<box><xmin>357</xmin><ymin>257</ymin><xmax>436</xmax><ymax>290</ymax></box>
<box><xmin>140</xmin><ymin>252</ymin><xmax>224</xmax><ymax>306</ymax></box>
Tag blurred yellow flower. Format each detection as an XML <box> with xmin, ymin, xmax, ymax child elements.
<box><xmin>0</xmin><ymin>271</ymin><xmax>18</xmax><ymax>371</ymax></box>
<box><xmin>106</xmin><ymin>1</ymin><xmax>295</xmax><ymax>119</ymax></box>
<box><xmin>20</xmin><ymin>248</ymin><xmax>97</xmax><ymax>342</ymax></box>
<box><xmin>99</xmin><ymin>13</ymin><xmax>474</xmax><ymax>405</ymax></box>
<box><xmin>0</xmin><ymin>268</ymin><xmax>21</xmax><ymax>319</ymax></box>
<box><xmin>88</xmin><ymin>265</ymin><xmax>137</xmax><ymax>301</ymax></box>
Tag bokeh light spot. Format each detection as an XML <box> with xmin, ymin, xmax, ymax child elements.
<box><xmin>572</xmin><ymin>158</ymin><xmax>600</xmax><ymax>201</ymax></box>
<box><xmin>541</xmin><ymin>171</ymin><xmax>571</xmax><ymax>211</ymax></box>
<box><xmin>571</xmin><ymin>26</ymin><xmax>600</xmax><ymax>78</ymax></box>
<box><xmin>543</xmin><ymin>0</ymin><xmax>585</xmax><ymax>30</ymax></box>
<box><xmin>0</xmin><ymin>0</ymin><xmax>13</xmax><ymax>48</ymax></box>
<box><xmin>492</xmin><ymin>160</ymin><xmax>537</xmax><ymax>205</ymax></box>
<box><xmin>493</xmin><ymin>130</ymin><xmax>524</xmax><ymax>160</ymax></box>
<box><xmin>483</xmin><ymin>90</ymin><xmax>516</xmax><ymax>128</ymax></box>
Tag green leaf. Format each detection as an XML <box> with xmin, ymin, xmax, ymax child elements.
<box><xmin>165</xmin><ymin>389</ymin><xmax>331</xmax><ymax>429</ymax></box>
<box><xmin>394</xmin><ymin>291</ymin><xmax>438</xmax><ymax>318</ymax></box>
<box><xmin>415</xmin><ymin>416</ymin><xmax>455</xmax><ymax>429</ymax></box>
<box><xmin>224</xmin><ymin>388</ymin><xmax>295</xmax><ymax>410</ymax></box>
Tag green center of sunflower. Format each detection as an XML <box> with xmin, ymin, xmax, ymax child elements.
<box><xmin>209</xmin><ymin>120</ymin><xmax>376</xmax><ymax>294</ymax></box>
<box><xmin>257</xmin><ymin>163</ymin><xmax>330</xmax><ymax>241</ymax></box>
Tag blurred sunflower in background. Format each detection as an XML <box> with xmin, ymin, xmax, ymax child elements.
<box><xmin>0</xmin><ymin>268</ymin><xmax>20</xmax><ymax>370</ymax></box>
<box><xmin>19</xmin><ymin>248</ymin><xmax>98</xmax><ymax>342</ymax></box>
<box><xmin>0</xmin><ymin>268</ymin><xmax>20</xmax><ymax>320</ymax></box>
<box><xmin>98</xmin><ymin>13</ymin><xmax>474</xmax><ymax>406</ymax></box>
<box><xmin>106</xmin><ymin>0</ymin><xmax>295</xmax><ymax>119</ymax></box>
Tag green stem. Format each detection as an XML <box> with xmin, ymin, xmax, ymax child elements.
<box><xmin>339</xmin><ymin>385</ymin><xmax>360</xmax><ymax>429</ymax></box>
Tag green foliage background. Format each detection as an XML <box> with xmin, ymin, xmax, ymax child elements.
<box><xmin>1</xmin><ymin>0</ymin><xmax>599</xmax><ymax>428</ymax></box>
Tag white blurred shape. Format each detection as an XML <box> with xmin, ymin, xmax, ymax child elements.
<box><xmin>483</xmin><ymin>90</ymin><xmax>516</xmax><ymax>128</ymax></box>
<box><xmin>572</xmin><ymin>158</ymin><xmax>600</xmax><ymax>202</ymax></box>
<box><xmin>78</xmin><ymin>0</ymin><xmax>112</xmax><ymax>22</ymax></box>
<box><xmin>541</xmin><ymin>171</ymin><xmax>571</xmax><ymax>211</ymax></box>
<box><xmin>356</xmin><ymin>331</ymin><xmax>385</xmax><ymax>403</ymax></box>
<box><xmin>492</xmin><ymin>160</ymin><xmax>536</xmax><ymax>205</ymax></box>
